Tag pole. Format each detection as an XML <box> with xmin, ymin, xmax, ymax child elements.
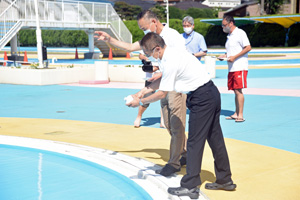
<box><xmin>164</xmin><ymin>0</ymin><xmax>169</xmax><ymax>26</ymax></box>
<box><xmin>34</xmin><ymin>0</ymin><xmax>44</xmax><ymax>68</ymax></box>
<box><xmin>260</xmin><ymin>0</ymin><xmax>264</xmax><ymax>15</ymax></box>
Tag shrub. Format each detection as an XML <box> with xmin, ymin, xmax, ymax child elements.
<box><xmin>169</xmin><ymin>6</ymin><xmax>183</xmax><ymax>19</ymax></box>
<box><xmin>123</xmin><ymin>20</ymin><xmax>144</xmax><ymax>43</ymax></box>
<box><xmin>17</xmin><ymin>19</ymin><xmax>297</xmax><ymax>48</ymax></box>
<box><xmin>287</xmin><ymin>23</ymin><xmax>300</xmax><ymax>47</ymax></box>
<box><xmin>205</xmin><ymin>25</ymin><xmax>227</xmax><ymax>46</ymax></box>
<box><xmin>185</xmin><ymin>8</ymin><xmax>215</xmax><ymax>19</ymax></box>
<box><xmin>19</xmin><ymin>29</ymin><xmax>36</xmax><ymax>46</ymax></box>
<box><xmin>205</xmin><ymin>22</ymin><xmax>286</xmax><ymax>47</ymax></box>
<box><xmin>169</xmin><ymin>19</ymin><xmax>184</xmax><ymax>34</ymax></box>
<box><xmin>249</xmin><ymin>23</ymin><xmax>285</xmax><ymax>47</ymax></box>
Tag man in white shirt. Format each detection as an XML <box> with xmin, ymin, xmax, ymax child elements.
<box><xmin>218</xmin><ymin>15</ymin><xmax>251</xmax><ymax>123</ymax></box>
<box><xmin>127</xmin><ymin>32</ymin><xmax>236</xmax><ymax>199</ymax></box>
<box><xmin>95</xmin><ymin>10</ymin><xmax>187</xmax><ymax>177</ymax></box>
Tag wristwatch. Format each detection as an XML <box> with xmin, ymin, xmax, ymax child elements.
<box><xmin>139</xmin><ymin>99</ymin><xmax>143</xmax><ymax>106</ymax></box>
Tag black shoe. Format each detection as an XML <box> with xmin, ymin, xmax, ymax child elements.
<box><xmin>155</xmin><ymin>164</ymin><xmax>180</xmax><ymax>176</ymax></box>
<box><xmin>179</xmin><ymin>156</ymin><xmax>186</xmax><ymax>166</ymax></box>
<box><xmin>168</xmin><ymin>187</ymin><xmax>199</xmax><ymax>199</ymax></box>
<box><xmin>205</xmin><ymin>181</ymin><xmax>237</xmax><ymax>191</ymax></box>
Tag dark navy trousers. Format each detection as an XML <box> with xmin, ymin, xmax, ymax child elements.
<box><xmin>180</xmin><ymin>81</ymin><xmax>233</xmax><ymax>189</ymax></box>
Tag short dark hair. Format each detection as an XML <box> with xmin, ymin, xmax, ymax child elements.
<box><xmin>223</xmin><ymin>15</ymin><xmax>235</xmax><ymax>25</ymax></box>
<box><xmin>137</xmin><ymin>10</ymin><xmax>158</xmax><ymax>21</ymax></box>
<box><xmin>140</xmin><ymin>32</ymin><xmax>165</xmax><ymax>53</ymax></box>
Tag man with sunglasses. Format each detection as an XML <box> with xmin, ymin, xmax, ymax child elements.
<box><xmin>95</xmin><ymin>10</ymin><xmax>187</xmax><ymax>177</ymax></box>
<box><xmin>219</xmin><ymin>15</ymin><xmax>251</xmax><ymax>123</ymax></box>
<box><xmin>127</xmin><ymin>32</ymin><xmax>236</xmax><ymax>199</ymax></box>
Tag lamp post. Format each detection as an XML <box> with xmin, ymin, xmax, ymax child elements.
<box><xmin>164</xmin><ymin>0</ymin><xmax>169</xmax><ymax>26</ymax></box>
<box><xmin>34</xmin><ymin>0</ymin><xmax>44</xmax><ymax>68</ymax></box>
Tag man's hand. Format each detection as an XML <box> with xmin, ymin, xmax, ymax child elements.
<box><xmin>152</xmin><ymin>66</ymin><xmax>159</xmax><ymax>72</ymax></box>
<box><xmin>217</xmin><ymin>54</ymin><xmax>226</xmax><ymax>59</ymax></box>
<box><xmin>139</xmin><ymin>53</ymin><xmax>148</xmax><ymax>60</ymax></box>
<box><xmin>126</xmin><ymin>94</ymin><xmax>140</xmax><ymax>108</ymax></box>
<box><xmin>227</xmin><ymin>56</ymin><xmax>235</xmax><ymax>62</ymax></box>
<box><xmin>94</xmin><ymin>31</ymin><xmax>111</xmax><ymax>42</ymax></box>
<box><xmin>136</xmin><ymin>91</ymin><xmax>144</xmax><ymax>99</ymax></box>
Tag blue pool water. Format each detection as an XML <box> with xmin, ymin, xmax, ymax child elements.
<box><xmin>2</xmin><ymin>46</ymin><xmax>101</xmax><ymax>53</ymax></box>
<box><xmin>2</xmin><ymin>46</ymin><xmax>300</xmax><ymax>66</ymax></box>
<box><xmin>2</xmin><ymin>57</ymin><xmax>299</xmax><ymax>66</ymax></box>
<box><xmin>0</xmin><ymin>144</ymin><xmax>152</xmax><ymax>200</ymax></box>
<box><xmin>3</xmin><ymin>46</ymin><xmax>300</xmax><ymax>54</ymax></box>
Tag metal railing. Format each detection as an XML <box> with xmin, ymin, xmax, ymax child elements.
<box><xmin>0</xmin><ymin>0</ymin><xmax>132</xmax><ymax>48</ymax></box>
<box><xmin>0</xmin><ymin>0</ymin><xmax>21</xmax><ymax>49</ymax></box>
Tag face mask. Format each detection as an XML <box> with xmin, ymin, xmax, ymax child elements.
<box><xmin>223</xmin><ymin>26</ymin><xmax>231</xmax><ymax>33</ymax></box>
<box><xmin>148</xmin><ymin>56</ymin><xmax>158</xmax><ymax>62</ymax></box>
<box><xmin>148</xmin><ymin>48</ymin><xmax>160</xmax><ymax>62</ymax></box>
<box><xmin>143</xmin><ymin>29</ymin><xmax>151</xmax><ymax>35</ymax></box>
<box><xmin>184</xmin><ymin>27</ymin><xmax>193</xmax><ymax>34</ymax></box>
<box><xmin>143</xmin><ymin>22</ymin><xmax>156</xmax><ymax>35</ymax></box>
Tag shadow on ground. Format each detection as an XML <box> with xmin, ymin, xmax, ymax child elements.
<box><xmin>141</xmin><ymin>110</ymin><xmax>234</xmax><ymax>127</ymax></box>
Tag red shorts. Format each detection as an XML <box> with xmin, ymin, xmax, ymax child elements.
<box><xmin>228</xmin><ymin>70</ymin><xmax>248</xmax><ymax>90</ymax></box>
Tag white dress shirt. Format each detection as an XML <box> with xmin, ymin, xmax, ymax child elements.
<box><xmin>158</xmin><ymin>47</ymin><xmax>211</xmax><ymax>94</ymax></box>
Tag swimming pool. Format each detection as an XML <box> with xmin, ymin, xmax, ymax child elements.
<box><xmin>2</xmin><ymin>57</ymin><xmax>298</xmax><ymax>66</ymax></box>
<box><xmin>0</xmin><ymin>135</ymin><xmax>189</xmax><ymax>200</ymax></box>
<box><xmin>0</xmin><ymin>144</ymin><xmax>152</xmax><ymax>200</ymax></box>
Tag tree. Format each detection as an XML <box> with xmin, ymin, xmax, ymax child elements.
<box><xmin>264</xmin><ymin>0</ymin><xmax>284</xmax><ymax>14</ymax></box>
<box><xmin>169</xmin><ymin>6</ymin><xmax>183</xmax><ymax>19</ymax></box>
<box><xmin>185</xmin><ymin>8</ymin><xmax>215</xmax><ymax>19</ymax></box>
<box><xmin>150</xmin><ymin>4</ymin><xmax>166</xmax><ymax>22</ymax></box>
<box><xmin>114</xmin><ymin>1</ymin><xmax>142</xmax><ymax>20</ymax></box>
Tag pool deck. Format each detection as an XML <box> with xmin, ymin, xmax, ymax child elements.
<box><xmin>0</xmin><ymin>49</ymin><xmax>300</xmax><ymax>200</ymax></box>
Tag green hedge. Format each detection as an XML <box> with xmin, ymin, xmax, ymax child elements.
<box><xmin>17</xmin><ymin>21</ymin><xmax>299</xmax><ymax>47</ymax></box>
<box><xmin>205</xmin><ymin>23</ymin><xmax>287</xmax><ymax>47</ymax></box>
<box><xmin>18</xmin><ymin>30</ymin><xmax>88</xmax><ymax>47</ymax></box>
<box><xmin>125</xmin><ymin>18</ymin><xmax>211</xmax><ymax>43</ymax></box>
<box><xmin>123</xmin><ymin>20</ymin><xmax>144</xmax><ymax>43</ymax></box>
<box><xmin>205</xmin><ymin>25</ymin><xmax>227</xmax><ymax>46</ymax></box>
<box><xmin>246</xmin><ymin>23</ymin><xmax>285</xmax><ymax>47</ymax></box>
<box><xmin>287</xmin><ymin>23</ymin><xmax>300</xmax><ymax>46</ymax></box>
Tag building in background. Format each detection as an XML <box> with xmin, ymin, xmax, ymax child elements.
<box><xmin>218</xmin><ymin>0</ymin><xmax>299</xmax><ymax>18</ymax></box>
<box><xmin>174</xmin><ymin>0</ymin><xmax>210</xmax><ymax>10</ymax></box>
<box><xmin>280</xmin><ymin>0</ymin><xmax>300</xmax><ymax>14</ymax></box>
<box><xmin>218</xmin><ymin>1</ymin><xmax>259</xmax><ymax>18</ymax></box>
<box><xmin>202</xmin><ymin>0</ymin><xmax>241</xmax><ymax>9</ymax></box>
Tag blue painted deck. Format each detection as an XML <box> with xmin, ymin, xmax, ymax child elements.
<box><xmin>0</xmin><ymin>68</ymin><xmax>299</xmax><ymax>154</ymax></box>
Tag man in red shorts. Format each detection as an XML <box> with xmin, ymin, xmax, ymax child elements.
<box><xmin>218</xmin><ymin>15</ymin><xmax>251</xmax><ymax>122</ymax></box>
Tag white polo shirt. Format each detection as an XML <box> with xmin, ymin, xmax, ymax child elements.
<box><xmin>151</xmin><ymin>26</ymin><xmax>186</xmax><ymax>67</ymax></box>
<box><xmin>225</xmin><ymin>27</ymin><xmax>250</xmax><ymax>72</ymax></box>
<box><xmin>158</xmin><ymin>46</ymin><xmax>211</xmax><ymax>94</ymax></box>
<box><xmin>160</xmin><ymin>26</ymin><xmax>185</xmax><ymax>49</ymax></box>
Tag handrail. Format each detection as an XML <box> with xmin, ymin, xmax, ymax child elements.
<box><xmin>0</xmin><ymin>0</ymin><xmax>17</xmax><ymax>19</ymax></box>
<box><xmin>0</xmin><ymin>20</ymin><xmax>22</xmax><ymax>49</ymax></box>
<box><xmin>0</xmin><ymin>0</ymin><xmax>131</xmax><ymax>43</ymax></box>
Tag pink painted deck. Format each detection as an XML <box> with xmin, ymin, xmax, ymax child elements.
<box><xmin>63</xmin><ymin>82</ymin><xmax>300</xmax><ymax>97</ymax></box>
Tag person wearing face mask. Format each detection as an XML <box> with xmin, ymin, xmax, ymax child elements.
<box><xmin>218</xmin><ymin>15</ymin><xmax>251</xmax><ymax>123</ymax></box>
<box><xmin>126</xmin><ymin>32</ymin><xmax>236</xmax><ymax>199</ymax></box>
<box><xmin>182</xmin><ymin>16</ymin><xmax>207</xmax><ymax>61</ymax></box>
<box><xmin>95</xmin><ymin>10</ymin><xmax>188</xmax><ymax>177</ymax></box>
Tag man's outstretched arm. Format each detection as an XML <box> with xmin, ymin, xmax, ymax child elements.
<box><xmin>94</xmin><ymin>31</ymin><xmax>141</xmax><ymax>52</ymax></box>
